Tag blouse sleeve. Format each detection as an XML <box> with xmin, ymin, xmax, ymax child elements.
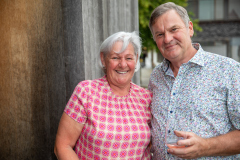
<box><xmin>64</xmin><ymin>81</ymin><xmax>89</xmax><ymax>124</ymax></box>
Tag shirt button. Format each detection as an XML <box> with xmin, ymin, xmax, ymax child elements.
<box><xmin>173</xmin><ymin>93</ymin><xmax>176</xmax><ymax>95</ymax></box>
<box><xmin>168</xmin><ymin>130</ymin><xmax>171</xmax><ymax>133</ymax></box>
<box><xmin>170</xmin><ymin>111</ymin><xmax>173</xmax><ymax>113</ymax></box>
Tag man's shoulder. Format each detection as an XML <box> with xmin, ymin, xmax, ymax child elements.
<box><xmin>152</xmin><ymin>62</ymin><xmax>165</xmax><ymax>74</ymax></box>
<box><xmin>194</xmin><ymin>43</ymin><xmax>239</xmax><ymax>67</ymax></box>
<box><xmin>148</xmin><ymin>63</ymin><xmax>166</xmax><ymax>90</ymax></box>
<box><xmin>203</xmin><ymin>51</ymin><xmax>240</xmax><ymax>67</ymax></box>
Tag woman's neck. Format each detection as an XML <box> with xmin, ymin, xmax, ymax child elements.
<box><xmin>109</xmin><ymin>83</ymin><xmax>131</xmax><ymax>96</ymax></box>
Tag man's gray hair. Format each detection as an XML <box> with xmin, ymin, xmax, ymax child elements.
<box><xmin>149</xmin><ymin>2</ymin><xmax>190</xmax><ymax>36</ymax></box>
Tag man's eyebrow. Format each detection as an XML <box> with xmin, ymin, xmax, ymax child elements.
<box><xmin>154</xmin><ymin>31</ymin><xmax>163</xmax><ymax>35</ymax></box>
<box><xmin>171</xmin><ymin>25</ymin><xmax>185</xmax><ymax>30</ymax></box>
<box><xmin>154</xmin><ymin>25</ymin><xmax>180</xmax><ymax>34</ymax></box>
<box><xmin>168</xmin><ymin>25</ymin><xmax>181</xmax><ymax>30</ymax></box>
<box><xmin>171</xmin><ymin>25</ymin><xmax>178</xmax><ymax>28</ymax></box>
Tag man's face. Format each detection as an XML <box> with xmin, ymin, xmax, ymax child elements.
<box><xmin>152</xmin><ymin>10</ymin><xmax>194</xmax><ymax>63</ymax></box>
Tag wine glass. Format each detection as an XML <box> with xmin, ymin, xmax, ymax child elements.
<box><xmin>165</xmin><ymin>117</ymin><xmax>187</xmax><ymax>149</ymax></box>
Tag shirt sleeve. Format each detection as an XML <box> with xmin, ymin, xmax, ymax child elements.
<box><xmin>64</xmin><ymin>81</ymin><xmax>89</xmax><ymax>124</ymax></box>
<box><xmin>227</xmin><ymin>63</ymin><xmax>240</xmax><ymax>130</ymax></box>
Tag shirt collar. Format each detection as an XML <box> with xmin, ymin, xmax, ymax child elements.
<box><xmin>189</xmin><ymin>43</ymin><xmax>205</xmax><ymax>67</ymax></box>
<box><xmin>162</xmin><ymin>43</ymin><xmax>205</xmax><ymax>73</ymax></box>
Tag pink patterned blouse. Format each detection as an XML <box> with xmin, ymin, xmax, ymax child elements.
<box><xmin>64</xmin><ymin>76</ymin><xmax>152</xmax><ymax>160</ymax></box>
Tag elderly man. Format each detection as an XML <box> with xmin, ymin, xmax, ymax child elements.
<box><xmin>148</xmin><ymin>2</ymin><xmax>240</xmax><ymax>160</ymax></box>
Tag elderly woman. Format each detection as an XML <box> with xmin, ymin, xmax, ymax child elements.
<box><xmin>54</xmin><ymin>31</ymin><xmax>152</xmax><ymax>160</ymax></box>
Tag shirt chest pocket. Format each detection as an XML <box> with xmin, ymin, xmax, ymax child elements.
<box><xmin>193</xmin><ymin>87</ymin><xmax>229</xmax><ymax>123</ymax></box>
<box><xmin>197</xmin><ymin>84</ymin><xmax>227</xmax><ymax>103</ymax></box>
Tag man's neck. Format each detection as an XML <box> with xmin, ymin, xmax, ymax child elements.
<box><xmin>169</xmin><ymin>63</ymin><xmax>180</xmax><ymax>78</ymax></box>
<box><xmin>169</xmin><ymin>45</ymin><xmax>198</xmax><ymax>77</ymax></box>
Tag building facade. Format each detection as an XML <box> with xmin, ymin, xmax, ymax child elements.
<box><xmin>188</xmin><ymin>0</ymin><xmax>240</xmax><ymax>61</ymax></box>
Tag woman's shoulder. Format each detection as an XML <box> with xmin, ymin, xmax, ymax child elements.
<box><xmin>130</xmin><ymin>83</ymin><xmax>152</xmax><ymax>108</ymax></box>
<box><xmin>73</xmin><ymin>77</ymin><xmax>107</xmax><ymax>94</ymax></box>
<box><xmin>76</xmin><ymin>77</ymin><xmax>106</xmax><ymax>87</ymax></box>
<box><xmin>131</xmin><ymin>82</ymin><xmax>152</xmax><ymax>96</ymax></box>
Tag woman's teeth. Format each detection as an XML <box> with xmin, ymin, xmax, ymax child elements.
<box><xmin>117</xmin><ymin>71</ymin><xmax>127</xmax><ymax>74</ymax></box>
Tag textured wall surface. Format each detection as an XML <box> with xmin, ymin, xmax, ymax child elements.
<box><xmin>0</xmin><ymin>1</ymin><xmax>65</xmax><ymax>159</ymax></box>
<box><xmin>0</xmin><ymin>0</ymin><xmax>139</xmax><ymax>159</ymax></box>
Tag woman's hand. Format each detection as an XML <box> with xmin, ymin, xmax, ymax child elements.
<box><xmin>54</xmin><ymin>113</ymin><xmax>84</xmax><ymax>160</ymax></box>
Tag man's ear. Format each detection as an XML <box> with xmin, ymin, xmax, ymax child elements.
<box><xmin>188</xmin><ymin>21</ymin><xmax>194</xmax><ymax>37</ymax></box>
<box><xmin>100</xmin><ymin>52</ymin><xmax>106</xmax><ymax>67</ymax></box>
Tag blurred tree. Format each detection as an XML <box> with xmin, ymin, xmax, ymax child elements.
<box><xmin>139</xmin><ymin>0</ymin><xmax>202</xmax><ymax>52</ymax></box>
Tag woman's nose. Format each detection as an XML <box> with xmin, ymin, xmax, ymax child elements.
<box><xmin>119</xmin><ymin>59</ymin><xmax>127</xmax><ymax>67</ymax></box>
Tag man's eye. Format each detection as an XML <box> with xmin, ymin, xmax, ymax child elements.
<box><xmin>112</xmin><ymin>57</ymin><xmax>118</xmax><ymax>59</ymax></box>
<box><xmin>157</xmin><ymin>33</ymin><xmax>163</xmax><ymax>37</ymax></box>
<box><xmin>172</xmin><ymin>28</ymin><xmax>178</xmax><ymax>32</ymax></box>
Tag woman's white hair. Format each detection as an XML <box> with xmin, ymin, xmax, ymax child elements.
<box><xmin>99</xmin><ymin>31</ymin><xmax>142</xmax><ymax>72</ymax></box>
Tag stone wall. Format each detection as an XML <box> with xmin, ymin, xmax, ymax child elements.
<box><xmin>0</xmin><ymin>0</ymin><xmax>139</xmax><ymax>159</ymax></box>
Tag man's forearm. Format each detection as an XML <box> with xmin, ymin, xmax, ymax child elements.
<box><xmin>205</xmin><ymin>130</ymin><xmax>240</xmax><ymax>157</ymax></box>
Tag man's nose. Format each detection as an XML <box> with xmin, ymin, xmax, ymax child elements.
<box><xmin>164</xmin><ymin>32</ymin><xmax>173</xmax><ymax>44</ymax></box>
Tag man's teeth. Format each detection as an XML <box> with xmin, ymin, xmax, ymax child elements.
<box><xmin>117</xmin><ymin>71</ymin><xmax>127</xmax><ymax>74</ymax></box>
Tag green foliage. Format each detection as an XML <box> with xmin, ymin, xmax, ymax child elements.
<box><xmin>188</xmin><ymin>12</ymin><xmax>203</xmax><ymax>34</ymax></box>
<box><xmin>139</xmin><ymin>0</ymin><xmax>202</xmax><ymax>52</ymax></box>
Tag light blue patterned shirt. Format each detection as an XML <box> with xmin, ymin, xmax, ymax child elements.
<box><xmin>148</xmin><ymin>43</ymin><xmax>240</xmax><ymax>160</ymax></box>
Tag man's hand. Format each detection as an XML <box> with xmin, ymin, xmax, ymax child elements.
<box><xmin>167</xmin><ymin>130</ymin><xmax>240</xmax><ymax>159</ymax></box>
<box><xmin>167</xmin><ymin>131</ymin><xmax>209</xmax><ymax>159</ymax></box>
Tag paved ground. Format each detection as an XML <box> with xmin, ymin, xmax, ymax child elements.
<box><xmin>140</xmin><ymin>67</ymin><xmax>153</xmax><ymax>88</ymax></box>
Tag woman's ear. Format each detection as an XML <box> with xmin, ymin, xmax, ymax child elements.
<box><xmin>100</xmin><ymin>52</ymin><xmax>106</xmax><ymax>67</ymax></box>
<box><xmin>136</xmin><ymin>54</ymin><xmax>139</xmax><ymax>63</ymax></box>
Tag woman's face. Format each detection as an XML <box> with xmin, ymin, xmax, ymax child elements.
<box><xmin>101</xmin><ymin>41</ymin><xmax>137</xmax><ymax>88</ymax></box>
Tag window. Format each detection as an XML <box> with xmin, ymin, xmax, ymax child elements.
<box><xmin>199</xmin><ymin>0</ymin><xmax>214</xmax><ymax>20</ymax></box>
<box><xmin>229</xmin><ymin>0</ymin><xmax>240</xmax><ymax>19</ymax></box>
<box><xmin>187</xmin><ymin>0</ymin><xmax>240</xmax><ymax>21</ymax></box>
<box><xmin>215</xmin><ymin>0</ymin><xmax>224</xmax><ymax>20</ymax></box>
